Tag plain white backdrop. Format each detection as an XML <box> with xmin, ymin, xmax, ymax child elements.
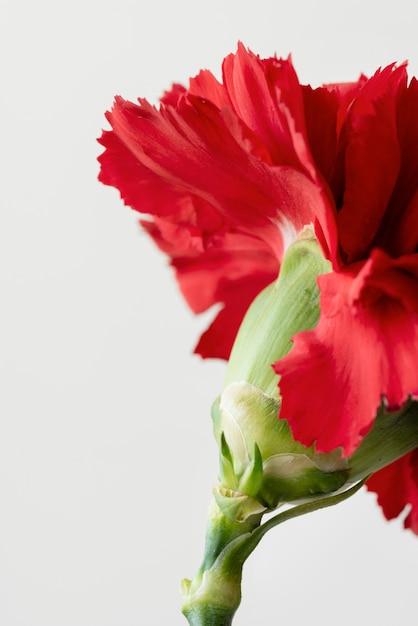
<box><xmin>1</xmin><ymin>1</ymin><xmax>417</xmax><ymax>624</ymax></box>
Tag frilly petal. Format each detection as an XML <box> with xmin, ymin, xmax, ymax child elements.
<box><xmin>366</xmin><ymin>450</ymin><xmax>418</xmax><ymax>534</ymax></box>
<box><xmin>98</xmin><ymin>45</ymin><xmax>338</xmax><ymax>357</ymax></box>
<box><xmin>274</xmin><ymin>249</ymin><xmax>418</xmax><ymax>456</ymax></box>
<box><xmin>336</xmin><ymin>65</ymin><xmax>407</xmax><ymax>262</ymax></box>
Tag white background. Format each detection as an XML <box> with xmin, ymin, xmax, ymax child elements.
<box><xmin>1</xmin><ymin>1</ymin><xmax>417</xmax><ymax>624</ymax></box>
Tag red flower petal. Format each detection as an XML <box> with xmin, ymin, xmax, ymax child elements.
<box><xmin>274</xmin><ymin>249</ymin><xmax>418</xmax><ymax>456</ymax></box>
<box><xmin>140</xmin><ymin>219</ymin><xmax>278</xmax><ymax>358</ymax></box>
<box><xmin>192</xmin><ymin>270</ymin><xmax>276</xmax><ymax>359</ymax></box>
<box><xmin>387</xmin><ymin>189</ymin><xmax>418</xmax><ymax>256</ymax></box>
<box><xmin>98</xmin><ymin>46</ymin><xmax>339</xmax><ymax>357</ymax></box>
<box><xmin>98</xmin><ymin>127</ymin><xmax>213</xmax><ymax>223</ymax></box>
<box><xmin>188</xmin><ymin>69</ymin><xmax>232</xmax><ymax>110</ymax></box>
<box><xmin>222</xmin><ymin>43</ymin><xmax>315</xmax><ymax>176</ymax></box>
<box><xmin>366</xmin><ymin>450</ymin><xmax>418</xmax><ymax>534</ymax></box>
<box><xmin>375</xmin><ymin>76</ymin><xmax>418</xmax><ymax>257</ymax></box>
<box><xmin>301</xmin><ymin>76</ymin><xmax>367</xmax><ymax>192</ymax></box>
<box><xmin>336</xmin><ymin>65</ymin><xmax>407</xmax><ymax>263</ymax></box>
<box><xmin>160</xmin><ymin>83</ymin><xmax>187</xmax><ymax>107</ymax></box>
<box><xmin>301</xmin><ymin>85</ymin><xmax>340</xmax><ymax>184</ymax></box>
<box><xmin>102</xmin><ymin>92</ymin><xmax>335</xmax><ymax>254</ymax></box>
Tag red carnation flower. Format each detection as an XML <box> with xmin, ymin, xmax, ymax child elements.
<box><xmin>98</xmin><ymin>44</ymin><xmax>418</xmax><ymax>532</ymax></box>
<box><xmin>98</xmin><ymin>43</ymin><xmax>337</xmax><ymax>359</ymax></box>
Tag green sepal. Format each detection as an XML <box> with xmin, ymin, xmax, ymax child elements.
<box><xmin>260</xmin><ymin>453</ymin><xmax>348</xmax><ymax>508</ymax></box>
<box><xmin>213</xmin><ymin>485</ymin><xmax>267</xmax><ymax>522</ymax></box>
<box><xmin>224</xmin><ymin>227</ymin><xmax>331</xmax><ymax>397</ymax></box>
<box><xmin>348</xmin><ymin>398</ymin><xmax>418</xmax><ymax>482</ymax></box>
<box><xmin>238</xmin><ymin>442</ymin><xmax>263</xmax><ymax>498</ymax></box>
<box><xmin>212</xmin><ymin>381</ymin><xmax>349</xmax><ymax>517</ymax></box>
<box><xmin>219</xmin><ymin>433</ymin><xmax>238</xmax><ymax>490</ymax></box>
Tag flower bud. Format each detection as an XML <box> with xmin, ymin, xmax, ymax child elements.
<box><xmin>212</xmin><ymin>228</ymin><xmax>349</xmax><ymax>521</ymax></box>
<box><xmin>211</xmin><ymin>227</ymin><xmax>418</xmax><ymax>523</ymax></box>
<box><xmin>212</xmin><ymin>381</ymin><xmax>348</xmax><ymax>521</ymax></box>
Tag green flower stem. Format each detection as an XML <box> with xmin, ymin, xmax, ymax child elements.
<box><xmin>181</xmin><ymin>479</ymin><xmax>367</xmax><ymax>625</ymax></box>
<box><xmin>181</xmin><ymin>500</ymin><xmax>262</xmax><ymax>626</ymax></box>
<box><xmin>348</xmin><ymin>399</ymin><xmax>418</xmax><ymax>482</ymax></box>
